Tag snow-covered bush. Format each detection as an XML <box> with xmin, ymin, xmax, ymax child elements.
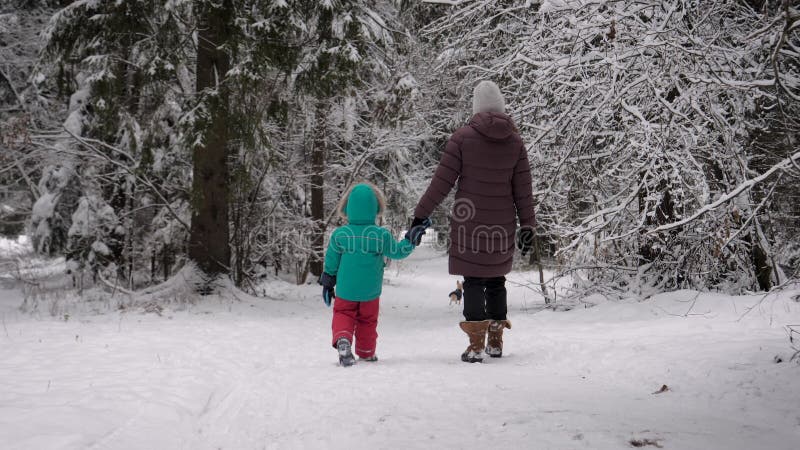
<box><xmin>30</xmin><ymin>164</ymin><xmax>81</xmax><ymax>256</ymax></box>
<box><xmin>66</xmin><ymin>194</ymin><xmax>123</xmax><ymax>280</ymax></box>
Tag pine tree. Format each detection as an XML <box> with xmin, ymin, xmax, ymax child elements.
<box><xmin>293</xmin><ymin>0</ymin><xmax>375</xmax><ymax>278</ymax></box>
<box><xmin>189</xmin><ymin>0</ymin><xmax>235</xmax><ymax>287</ymax></box>
<box><xmin>39</xmin><ymin>0</ymin><xmax>195</xmax><ymax>286</ymax></box>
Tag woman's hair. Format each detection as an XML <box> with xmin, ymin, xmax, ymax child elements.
<box><xmin>336</xmin><ymin>181</ymin><xmax>387</xmax><ymax>223</ymax></box>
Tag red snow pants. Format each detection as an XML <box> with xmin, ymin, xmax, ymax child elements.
<box><xmin>331</xmin><ymin>297</ymin><xmax>380</xmax><ymax>358</ymax></box>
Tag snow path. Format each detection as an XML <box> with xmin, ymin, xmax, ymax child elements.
<box><xmin>1</xmin><ymin>248</ymin><xmax>799</xmax><ymax>449</ymax></box>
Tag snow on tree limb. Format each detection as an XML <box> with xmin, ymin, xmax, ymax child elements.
<box><xmin>647</xmin><ymin>152</ymin><xmax>800</xmax><ymax>235</ymax></box>
<box><xmin>60</xmin><ymin>127</ymin><xmax>191</xmax><ymax>233</ymax></box>
<box><xmin>421</xmin><ymin>0</ymin><xmax>465</xmax><ymax>5</ymax></box>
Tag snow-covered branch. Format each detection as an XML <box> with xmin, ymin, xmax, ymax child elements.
<box><xmin>647</xmin><ymin>152</ymin><xmax>800</xmax><ymax>235</ymax></box>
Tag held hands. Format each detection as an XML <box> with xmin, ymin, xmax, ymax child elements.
<box><xmin>318</xmin><ymin>272</ymin><xmax>336</xmax><ymax>307</ymax></box>
<box><xmin>405</xmin><ymin>217</ymin><xmax>432</xmax><ymax>246</ymax></box>
<box><xmin>517</xmin><ymin>227</ymin><xmax>534</xmax><ymax>256</ymax></box>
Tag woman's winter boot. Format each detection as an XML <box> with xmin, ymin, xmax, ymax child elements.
<box><xmin>459</xmin><ymin>320</ymin><xmax>491</xmax><ymax>363</ymax></box>
<box><xmin>486</xmin><ymin>319</ymin><xmax>511</xmax><ymax>358</ymax></box>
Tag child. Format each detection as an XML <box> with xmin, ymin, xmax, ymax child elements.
<box><xmin>318</xmin><ymin>182</ymin><xmax>429</xmax><ymax>367</ymax></box>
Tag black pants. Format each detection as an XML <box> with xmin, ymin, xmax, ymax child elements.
<box><xmin>462</xmin><ymin>276</ymin><xmax>507</xmax><ymax>321</ymax></box>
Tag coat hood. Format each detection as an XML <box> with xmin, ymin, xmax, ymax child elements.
<box><xmin>469</xmin><ymin>111</ymin><xmax>516</xmax><ymax>141</ymax></box>
<box><xmin>336</xmin><ymin>182</ymin><xmax>386</xmax><ymax>225</ymax></box>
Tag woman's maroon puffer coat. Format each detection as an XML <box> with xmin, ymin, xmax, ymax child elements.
<box><xmin>414</xmin><ymin>111</ymin><xmax>535</xmax><ymax>277</ymax></box>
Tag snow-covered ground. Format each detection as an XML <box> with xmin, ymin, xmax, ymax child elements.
<box><xmin>1</xmin><ymin>246</ymin><xmax>799</xmax><ymax>450</ymax></box>
<box><xmin>0</xmin><ymin>235</ymin><xmax>30</xmax><ymax>258</ymax></box>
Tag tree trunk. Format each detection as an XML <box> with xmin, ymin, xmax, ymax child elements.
<box><xmin>750</xmin><ymin>239</ymin><xmax>772</xmax><ymax>291</ymax></box>
<box><xmin>751</xmin><ymin>215</ymin><xmax>773</xmax><ymax>291</ymax></box>
<box><xmin>528</xmin><ymin>235</ymin><xmax>550</xmax><ymax>304</ymax></box>
<box><xmin>189</xmin><ymin>0</ymin><xmax>232</xmax><ymax>288</ymax></box>
<box><xmin>309</xmin><ymin>101</ymin><xmax>327</xmax><ymax>278</ymax></box>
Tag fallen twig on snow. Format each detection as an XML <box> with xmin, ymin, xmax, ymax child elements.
<box><xmin>786</xmin><ymin>325</ymin><xmax>800</xmax><ymax>363</ymax></box>
<box><xmin>737</xmin><ymin>279</ymin><xmax>799</xmax><ymax>322</ymax></box>
<box><xmin>652</xmin><ymin>384</ymin><xmax>670</xmax><ymax>394</ymax></box>
<box><xmin>629</xmin><ymin>438</ymin><xmax>663</xmax><ymax>448</ymax></box>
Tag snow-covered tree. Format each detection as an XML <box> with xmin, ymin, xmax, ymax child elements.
<box><xmin>425</xmin><ymin>0</ymin><xmax>800</xmax><ymax>294</ymax></box>
<box><xmin>31</xmin><ymin>0</ymin><xmax>436</xmax><ymax>291</ymax></box>
<box><xmin>35</xmin><ymin>0</ymin><xmax>195</xmax><ymax>286</ymax></box>
<box><xmin>1</xmin><ymin>1</ymin><xmax>63</xmax><ymax>237</ymax></box>
<box><xmin>22</xmin><ymin>0</ymin><xmax>796</xmax><ymax>299</ymax></box>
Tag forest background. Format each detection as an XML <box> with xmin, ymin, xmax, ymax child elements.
<box><xmin>1</xmin><ymin>0</ymin><xmax>798</xmax><ymax>303</ymax></box>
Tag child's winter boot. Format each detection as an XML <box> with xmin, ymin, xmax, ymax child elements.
<box><xmin>336</xmin><ymin>337</ymin><xmax>356</xmax><ymax>367</ymax></box>
<box><xmin>486</xmin><ymin>319</ymin><xmax>511</xmax><ymax>358</ymax></box>
<box><xmin>459</xmin><ymin>320</ymin><xmax>491</xmax><ymax>363</ymax></box>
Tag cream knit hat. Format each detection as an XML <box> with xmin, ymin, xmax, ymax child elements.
<box><xmin>472</xmin><ymin>80</ymin><xmax>505</xmax><ymax>115</ymax></box>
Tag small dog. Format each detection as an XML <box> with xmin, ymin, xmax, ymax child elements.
<box><xmin>448</xmin><ymin>280</ymin><xmax>463</xmax><ymax>306</ymax></box>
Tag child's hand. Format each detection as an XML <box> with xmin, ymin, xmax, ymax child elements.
<box><xmin>318</xmin><ymin>272</ymin><xmax>337</xmax><ymax>307</ymax></box>
<box><xmin>322</xmin><ymin>286</ymin><xmax>335</xmax><ymax>307</ymax></box>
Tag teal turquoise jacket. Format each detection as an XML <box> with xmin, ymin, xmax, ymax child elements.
<box><xmin>323</xmin><ymin>184</ymin><xmax>415</xmax><ymax>301</ymax></box>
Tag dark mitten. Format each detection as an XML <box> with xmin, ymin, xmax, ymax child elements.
<box><xmin>322</xmin><ymin>286</ymin><xmax>335</xmax><ymax>307</ymax></box>
<box><xmin>405</xmin><ymin>217</ymin><xmax>432</xmax><ymax>246</ymax></box>
<box><xmin>318</xmin><ymin>272</ymin><xmax>336</xmax><ymax>307</ymax></box>
<box><xmin>517</xmin><ymin>227</ymin><xmax>534</xmax><ymax>256</ymax></box>
<box><xmin>410</xmin><ymin>216</ymin><xmax>429</xmax><ymax>229</ymax></box>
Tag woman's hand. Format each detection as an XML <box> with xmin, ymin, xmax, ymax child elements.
<box><xmin>517</xmin><ymin>227</ymin><xmax>534</xmax><ymax>256</ymax></box>
<box><xmin>405</xmin><ymin>217</ymin><xmax>432</xmax><ymax>246</ymax></box>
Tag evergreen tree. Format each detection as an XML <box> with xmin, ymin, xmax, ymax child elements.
<box><xmin>293</xmin><ymin>0</ymin><xmax>394</xmax><ymax>278</ymax></box>
<box><xmin>40</xmin><ymin>0</ymin><xmax>195</xmax><ymax>286</ymax></box>
<box><xmin>189</xmin><ymin>0</ymin><xmax>235</xmax><ymax>287</ymax></box>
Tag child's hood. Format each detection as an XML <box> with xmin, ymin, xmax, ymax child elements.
<box><xmin>343</xmin><ymin>183</ymin><xmax>381</xmax><ymax>225</ymax></box>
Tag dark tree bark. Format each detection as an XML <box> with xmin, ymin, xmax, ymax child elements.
<box><xmin>309</xmin><ymin>101</ymin><xmax>327</xmax><ymax>278</ymax></box>
<box><xmin>189</xmin><ymin>0</ymin><xmax>233</xmax><ymax>285</ymax></box>
<box><xmin>528</xmin><ymin>234</ymin><xmax>550</xmax><ymax>304</ymax></box>
<box><xmin>751</xmin><ymin>238</ymin><xmax>772</xmax><ymax>291</ymax></box>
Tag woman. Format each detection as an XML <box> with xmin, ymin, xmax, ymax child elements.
<box><xmin>411</xmin><ymin>80</ymin><xmax>535</xmax><ymax>363</ymax></box>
